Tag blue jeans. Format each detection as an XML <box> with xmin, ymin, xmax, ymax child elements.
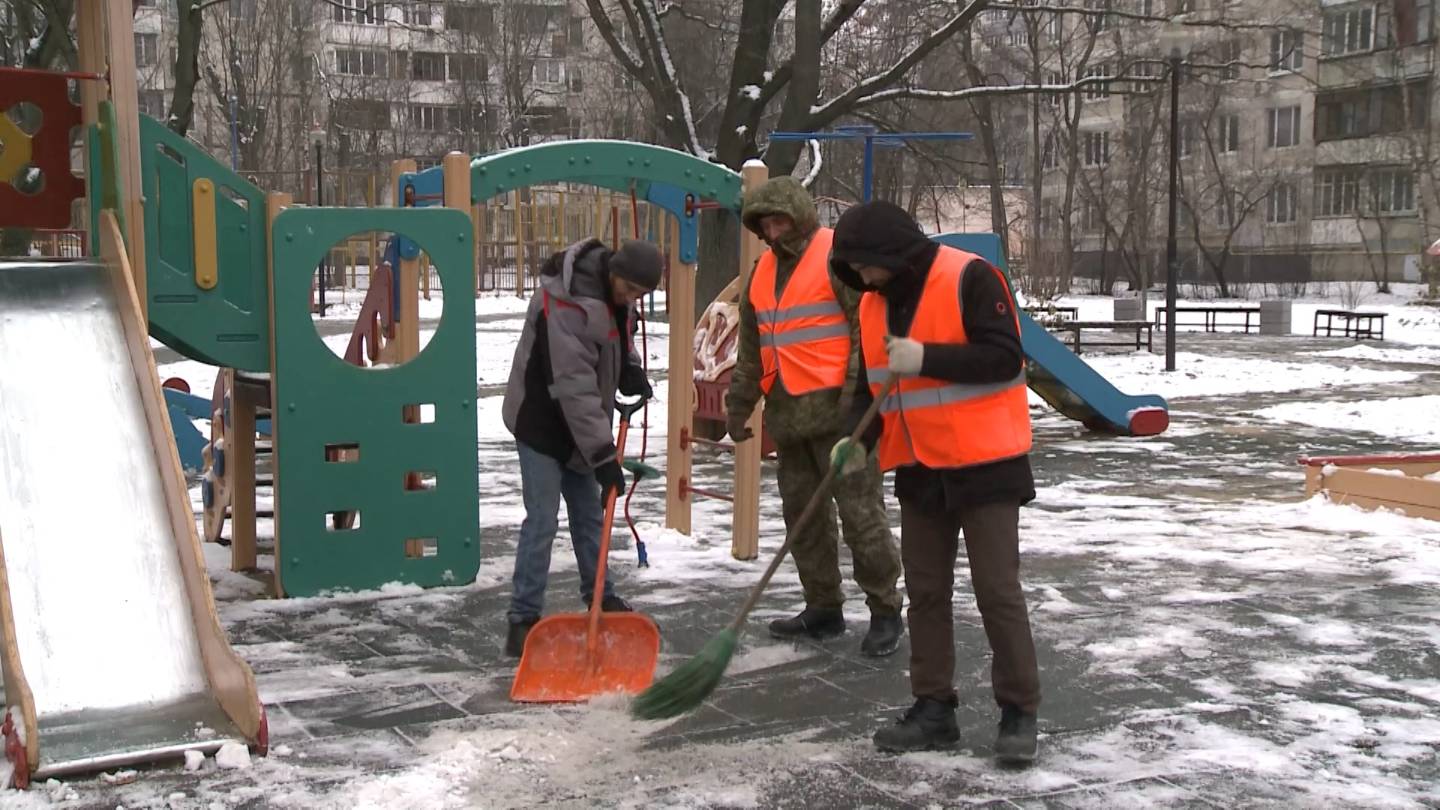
<box><xmin>508</xmin><ymin>442</ymin><xmax>616</xmax><ymax>624</ymax></box>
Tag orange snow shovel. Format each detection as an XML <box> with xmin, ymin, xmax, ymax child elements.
<box><xmin>510</xmin><ymin>397</ymin><xmax>660</xmax><ymax>703</ymax></box>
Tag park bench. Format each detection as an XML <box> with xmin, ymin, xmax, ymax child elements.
<box><xmin>1313</xmin><ymin>309</ymin><xmax>1386</xmax><ymax>340</ymax></box>
<box><xmin>1058</xmin><ymin>320</ymin><xmax>1154</xmax><ymax>355</ymax></box>
<box><xmin>1153</xmin><ymin>305</ymin><xmax>1260</xmax><ymax>333</ymax></box>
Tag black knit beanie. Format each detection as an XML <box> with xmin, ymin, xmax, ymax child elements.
<box><xmin>607</xmin><ymin>240</ymin><xmax>665</xmax><ymax>291</ymax></box>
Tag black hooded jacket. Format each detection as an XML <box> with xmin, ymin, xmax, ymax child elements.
<box><xmin>829</xmin><ymin>201</ymin><xmax>1036</xmax><ymax>512</ymax></box>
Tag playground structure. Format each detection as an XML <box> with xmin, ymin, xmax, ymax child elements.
<box><xmin>1301</xmin><ymin>453</ymin><xmax>1440</xmax><ymax>521</ymax></box>
<box><xmin>0</xmin><ymin>0</ymin><xmax>267</xmax><ymax>783</ymax></box>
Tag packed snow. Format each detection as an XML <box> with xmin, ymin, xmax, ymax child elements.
<box><xmin>32</xmin><ymin>283</ymin><xmax>1438</xmax><ymax>808</ymax></box>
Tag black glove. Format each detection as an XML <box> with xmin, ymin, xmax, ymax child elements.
<box><xmin>595</xmin><ymin>459</ymin><xmax>626</xmax><ymax>496</ymax></box>
<box><xmin>619</xmin><ymin>365</ymin><xmax>654</xmax><ymax>400</ymax></box>
<box><xmin>726</xmin><ymin>411</ymin><xmax>754</xmax><ymax>443</ymax></box>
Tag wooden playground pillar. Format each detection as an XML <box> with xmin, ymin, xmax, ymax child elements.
<box><xmin>732</xmin><ymin>162</ymin><xmax>768</xmax><ymax>560</ymax></box>
<box><xmin>229</xmin><ymin>371</ymin><xmax>261</xmax><ymax>572</ymax></box>
<box><xmin>100</xmin><ymin>0</ymin><xmax>146</xmax><ymax>311</ymax></box>
<box><xmin>513</xmin><ymin>194</ymin><xmax>525</xmax><ymax>296</ymax></box>
<box><xmin>263</xmin><ymin>192</ymin><xmax>292</xmax><ymax>589</ymax></box>
<box><xmin>390</xmin><ymin>159</ymin><xmax>420</xmax><ymax>360</ymax></box>
<box><xmin>443</xmin><ymin>151</ymin><xmax>473</xmax><ymax>286</ymax></box>
<box><xmin>665</xmin><ymin>212</ymin><xmax>695</xmax><ymax>536</ymax></box>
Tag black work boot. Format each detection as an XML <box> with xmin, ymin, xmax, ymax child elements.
<box><xmin>873</xmin><ymin>697</ymin><xmax>960</xmax><ymax>753</ymax></box>
<box><xmin>504</xmin><ymin>617</ymin><xmax>538</xmax><ymax>658</ymax></box>
<box><xmin>860</xmin><ymin>612</ymin><xmax>905</xmax><ymax>657</ymax></box>
<box><xmin>600</xmin><ymin>595</ymin><xmax>634</xmax><ymax>612</ymax></box>
<box><xmin>994</xmin><ymin>705</ymin><xmax>1038</xmax><ymax>764</ymax></box>
<box><xmin>768</xmin><ymin>606</ymin><xmax>845</xmax><ymax>640</ymax></box>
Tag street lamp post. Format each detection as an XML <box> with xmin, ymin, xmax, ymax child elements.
<box><xmin>1165</xmin><ymin>49</ymin><xmax>1181</xmax><ymax>372</ymax></box>
<box><xmin>310</xmin><ymin>126</ymin><xmax>326</xmax><ymax>316</ymax></box>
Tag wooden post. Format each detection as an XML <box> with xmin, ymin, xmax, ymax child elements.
<box><xmin>443</xmin><ymin>150</ymin><xmax>473</xmax><ymax>281</ymax></box>
<box><xmin>732</xmin><ymin>162</ymin><xmax>769</xmax><ymax>560</ymax></box>
<box><xmin>103</xmin><ymin>0</ymin><xmax>146</xmax><ymax>312</ymax></box>
<box><xmin>513</xmin><ymin>192</ymin><xmax>525</xmax><ymax>296</ymax></box>
<box><xmin>389</xmin><ymin>159</ymin><xmax>419</xmax><ymax>358</ymax></box>
<box><xmin>264</xmin><ymin>192</ymin><xmax>291</xmax><ymax>594</ymax></box>
<box><xmin>665</xmin><ymin>210</ymin><xmax>696</xmax><ymax>536</ymax></box>
<box><xmin>230</xmin><ymin>371</ymin><xmax>258</xmax><ymax>572</ymax></box>
<box><xmin>475</xmin><ymin>203</ymin><xmax>486</xmax><ymax>292</ymax></box>
<box><xmin>367</xmin><ymin>174</ymin><xmax>378</xmax><ymax>291</ymax></box>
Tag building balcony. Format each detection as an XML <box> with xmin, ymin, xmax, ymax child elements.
<box><xmin>1318</xmin><ymin>45</ymin><xmax>1433</xmax><ymax>88</ymax></box>
<box><xmin>1314</xmin><ymin>136</ymin><xmax>1418</xmax><ymax>165</ymax></box>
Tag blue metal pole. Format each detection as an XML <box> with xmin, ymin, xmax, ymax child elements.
<box><xmin>862</xmin><ymin>135</ymin><xmax>875</xmax><ymax>202</ymax></box>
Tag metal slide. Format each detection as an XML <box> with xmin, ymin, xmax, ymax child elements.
<box><xmin>0</xmin><ymin>234</ymin><xmax>262</xmax><ymax>783</ymax></box>
<box><xmin>931</xmin><ymin>233</ymin><xmax>1169</xmax><ymax>437</ymax></box>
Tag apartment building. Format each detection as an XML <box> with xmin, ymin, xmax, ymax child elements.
<box><xmin>981</xmin><ymin>0</ymin><xmax>1437</xmax><ymax>286</ymax></box>
<box><xmin>130</xmin><ymin>0</ymin><xmax>648</xmax><ymax>194</ymax></box>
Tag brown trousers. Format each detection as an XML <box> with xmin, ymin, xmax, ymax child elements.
<box><xmin>901</xmin><ymin>500</ymin><xmax>1041</xmax><ymax>713</ymax></box>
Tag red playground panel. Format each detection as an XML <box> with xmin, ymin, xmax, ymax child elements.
<box><xmin>0</xmin><ymin>67</ymin><xmax>86</xmax><ymax>229</ymax></box>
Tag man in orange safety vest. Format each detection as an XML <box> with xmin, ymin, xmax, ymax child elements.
<box><xmin>725</xmin><ymin>176</ymin><xmax>904</xmax><ymax>657</ymax></box>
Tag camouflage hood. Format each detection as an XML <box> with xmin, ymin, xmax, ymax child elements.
<box><xmin>741</xmin><ymin>176</ymin><xmax>819</xmax><ymax>249</ymax></box>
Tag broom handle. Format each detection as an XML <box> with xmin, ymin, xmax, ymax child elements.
<box><xmin>726</xmin><ymin>373</ymin><xmax>900</xmax><ymax>634</ymax></box>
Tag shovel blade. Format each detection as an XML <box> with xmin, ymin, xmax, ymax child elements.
<box><xmin>510</xmin><ymin>613</ymin><xmax>661</xmax><ymax>703</ymax></box>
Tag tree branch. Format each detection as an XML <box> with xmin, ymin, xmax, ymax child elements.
<box><xmin>806</xmin><ymin>1</ymin><xmax>992</xmax><ymax>129</ymax></box>
<box><xmin>584</xmin><ymin>0</ymin><xmax>648</xmax><ymax>77</ymax></box>
<box><xmin>755</xmin><ymin>0</ymin><xmax>867</xmax><ymax>109</ymax></box>
<box><xmin>853</xmin><ymin>75</ymin><xmax>1161</xmax><ymax>107</ymax></box>
<box><xmin>987</xmin><ymin>2</ymin><xmax>1297</xmax><ymax>33</ymax></box>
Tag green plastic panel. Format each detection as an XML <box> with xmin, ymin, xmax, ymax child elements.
<box><xmin>269</xmin><ymin>206</ymin><xmax>479</xmax><ymax>597</ymax></box>
<box><xmin>138</xmin><ymin>115</ymin><xmax>270</xmax><ymax>371</ymax></box>
<box><xmin>470</xmin><ymin>139</ymin><xmax>743</xmax><ymax>209</ymax></box>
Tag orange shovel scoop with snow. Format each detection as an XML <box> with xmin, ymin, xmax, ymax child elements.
<box><xmin>510</xmin><ymin>398</ymin><xmax>660</xmax><ymax>703</ymax></box>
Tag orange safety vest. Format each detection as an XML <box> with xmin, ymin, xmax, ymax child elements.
<box><xmin>859</xmin><ymin>246</ymin><xmax>1032</xmax><ymax>472</ymax></box>
<box><xmin>749</xmin><ymin>228</ymin><xmax>850</xmax><ymax>396</ymax></box>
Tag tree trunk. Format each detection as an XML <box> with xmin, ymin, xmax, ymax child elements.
<box><xmin>169</xmin><ymin>0</ymin><xmax>202</xmax><ymax>135</ymax></box>
<box><xmin>694</xmin><ymin>209</ymin><xmax>741</xmax><ymax>324</ymax></box>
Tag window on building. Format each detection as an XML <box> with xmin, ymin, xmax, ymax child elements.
<box><xmin>1269</xmin><ymin>29</ymin><xmax>1303</xmax><ymax>72</ymax></box>
<box><xmin>1084</xmin><ymin>0</ymin><xmax>1110</xmax><ymax>32</ymax></box>
<box><xmin>1315</xmin><ymin>167</ymin><xmax>1362</xmax><ymax>216</ymax></box>
<box><xmin>1217</xmin><ymin>39</ymin><xmax>1242</xmax><ymax>81</ymax></box>
<box><xmin>404</xmin><ymin>2</ymin><xmax>435</xmax><ymax>26</ymax></box>
<box><xmin>1316</xmin><ymin>81</ymin><xmax>1429</xmax><ymax>141</ymax></box>
<box><xmin>333</xmin><ymin>0</ymin><xmax>385</xmax><ymax>25</ymax></box>
<box><xmin>1218</xmin><ymin>115</ymin><xmax>1240</xmax><ymax>152</ymax></box>
<box><xmin>138</xmin><ymin>90</ymin><xmax>166</xmax><ymax>119</ymax></box>
<box><xmin>135</xmin><ymin>33</ymin><xmax>159</xmax><ymax>67</ymax></box>
<box><xmin>613</xmin><ymin>70</ymin><xmax>635</xmax><ymax>89</ymax></box>
<box><xmin>1045</xmin><ymin>70</ymin><xmax>1065</xmax><ymax>108</ymax></box>
<box><xmin>1266</xmin><ymin>105</ymin><xmax>1301</xmax><ymax>148</ymax></box>
<box><xmin>1174</xmin><ymin>0</ymin><xmax>1193</xmax><ymax>13</ymax></box>
<box><xmin>446</xmin><ymin>2</ymin><xmax>492</xmax><ymax>33</ymax></box>
<box><xmin>569</xmin><ymin>17</ymin><xmax>586</xmax><ymax>49</ymax></box>
<box><xmin>448</xmin><ymin>53</ymin><xmax>484</xmax><ymax>82</ymax></box>
<box><xmin>568</xmin><ymin>70</ymin><xmax>584</xmax><ymax>93</ymax></box>
<box><xmin>1322</xmin><ymin>6</ymin><xmax>1373</xmax><ymax>56</ymax></box>
<box><xmin>409</xmin><ymin>104</ymin><xmax>459</xmax><ymax>132</ymax></box>
<box><xmin>1042</xmin><ymin>132</ymin><xmax>1059</xmax><ymax>169</ymax></box>
<box><xmin>410</xmin><ymin>52</ymin><xmax>445</xmax><ymax>81</ymax></box>
<box><xmin>334</xmin><ymin>48</ymin><xmax>388</xmax><ymax>77</ymax></box>
<box><xmin>1081</xmin><ymin>200</ymin><xmax>1103</xmax><ymax>231</ymax></box>
<box><xmin>1083</xmin><ymin>131</ymin><xmax>1111</xmax><ymax>166</ymax></box>
<box><xmin>1179</xmin><ymin>120</ymin><xmax>1197</xmax><ymax>158</ymax></box>
<box><xmin>1140</xmin><ymin>0</ymin><xmax>1155</xmax><ymax>15</ymax></box>
<box><xmin>1215</xmin><ymin>190</ymin><xmax>1236</xmax><ymax>226</ymax></box>
<box><xmin>1083</xmin><ymin>64</ymin><xmax>1110</xmax><ymax>101</ymax></box>
<box><xmin>1371</xmin><ymin>167</ymin><xmax>1416</xmax><ymax>213</ymax></box>
<box><xmin>1267</xmin><ymin>183</ymin><xmax>1297</xmax><ymax>223</ymax></box>
<box><xmin>333</xmin><ymin>99</ymin><xmax>391</xmax><ymax>130</ymax></box>
<box><xmin>531</xmin><ymin>58</ymin><xmax>564</xmax><ymax>84</ymax></box>
<box><xmin>526</xmin><ymin>105</ymin><xmax>570</xmax><ymax>136</ymax></box>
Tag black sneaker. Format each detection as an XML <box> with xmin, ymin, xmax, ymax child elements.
<box><xmin>873</xmin><ymin>697</ymin><xmax>960</xmax><ymax>753</ymax></box>
<box><xmin>504</xmin><ymin>617</ymin><xmax>538</xmax><ymax>658</ymax></box>
<box><xmin>994</xmin><ymin>705</ymin><xmax>1038</xmax><ymax>764</ymax></box>
<box><xmin>860</xmin><ymin>612</ymin><xmax>904</xmax><ymax>657</ymax></box>
<box><xmin>768</xmin><ymin>607</ymin><xmax>845</xmax><ymax>640</ymax></box>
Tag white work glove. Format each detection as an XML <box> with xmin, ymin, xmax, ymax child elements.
<box><xmin>885</xmin><ymin>335</ymin><xmax>925</xmax><ymax>376</ymax></box>
<box><xmin>829</xmin><ymin>437</ymin><xmax>867</xmax><ymax>478</ymax></box>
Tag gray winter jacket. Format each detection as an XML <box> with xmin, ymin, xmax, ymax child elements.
<box><xmin>502</xmin><ymin>239</ymin><xmax>640</xmax><ymax>471</ymax></box>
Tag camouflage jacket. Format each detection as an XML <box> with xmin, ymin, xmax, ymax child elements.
<box><xmin>725</xmin><ymin>177</ymin><xmax>862</xmax><ymax>443</ymax></box>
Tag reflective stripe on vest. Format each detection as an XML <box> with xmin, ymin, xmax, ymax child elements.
<box><xmin>859</xmin><ymin>247</ymin><xmax>1032</xmax><ymax>472</ymax></box>
<box><xmin>749</xmin><ymin>228</ymin><xmax>850</xmax><ymax>395</ymax></box>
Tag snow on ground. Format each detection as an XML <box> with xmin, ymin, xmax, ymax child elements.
<box><xmin>114</xmin><ymin>286</ymin><xmax>1440</xmax><ymax>808</ymax></box>
<box><xmin>1253</xmin><ymin>395</ymin><xmax>1440</xmax><ymax>444</ymax></box>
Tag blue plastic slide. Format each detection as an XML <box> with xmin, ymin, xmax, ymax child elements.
<box><xmin>931</xmin><ymin>233</ymin><xmax>1169</xmax><ymax>436</ymax></box>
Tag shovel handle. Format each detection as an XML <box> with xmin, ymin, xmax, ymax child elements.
<box><xmin>586</xmin><ymin>412</ymin><xmax>631</xmax><ymax>659</ymax></box>
<box><xmin>726</xmin><ymin>374</ymin><xmax>899</xmax><ymax>634</ymax></box>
